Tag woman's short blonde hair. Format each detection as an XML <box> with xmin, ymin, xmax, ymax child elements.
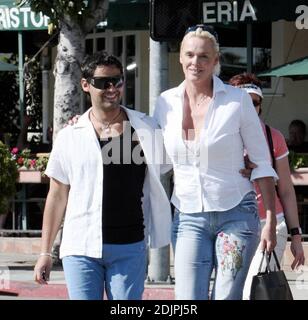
<box><xmin>181</xmin><ymin>27</ymin><xmax>221</xmax><ymax>76</ymax></box>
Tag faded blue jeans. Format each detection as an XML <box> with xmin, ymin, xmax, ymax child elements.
<box><xmin>62</xmin><ymin>240</ymin><xmax>147</xmax><ymax>300</ymax></box>
<box><xmin>172</xmin><ymin>191</ymin><xmax>260</xmax><ymax>300</ymax></box>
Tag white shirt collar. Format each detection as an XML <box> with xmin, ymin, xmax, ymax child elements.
<box><xmin>74</xmin><ymin>106</ymin><xmax>146</xmax><ymax>129</ymax></box>
<box><xmin>174</xmin><ymin>75</ymin><xmax>227</xmax><ymax>98</ymax></box>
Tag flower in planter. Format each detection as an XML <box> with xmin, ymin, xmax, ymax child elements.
<box><xmin>10</xmin><ymin>147</ymin><xmax>49</xmax><ymax>175</ymax></box>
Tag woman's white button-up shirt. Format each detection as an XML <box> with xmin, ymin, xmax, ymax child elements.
<box><xmin>153</xmin><ymin>76</ymin><xmax>278</xmax><ymax>213</ymax></box>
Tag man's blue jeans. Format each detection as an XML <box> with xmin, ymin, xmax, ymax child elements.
<box><xmin>172</xmin><ymin>191</ymin><xmax>260</xmax><ymax>300</ymax></box>
<box><xmin>62</xmin><ymin>240</ymin><xmax>147</xmax><ymax>300</ymax></box>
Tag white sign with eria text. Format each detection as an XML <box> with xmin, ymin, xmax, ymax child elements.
<box><xmin>203</xmin><ymin>0</ymin><xmax>257</xmax><ymax>24</ymax></box>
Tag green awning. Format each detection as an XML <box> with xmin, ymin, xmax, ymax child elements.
<box><xmin>0</xmin><ymin>60</ymin><xmax>18</xmax><ymax>71</ymax></box>
<box><xmin>107</xmin><ymin>0</ymin><xmax>149</xmax><ymax>30</ymax></box>
<box><xmin>150</xmin><ymin>0</ymin><xmax>308</xmax><ymax>41</ymax></box>
<box><xmin>258</xmin><ymin>56</ymin><xmax>308</xmax><ymax>80</ymax></box>
<box><xmin>0</xmin><ymin>0</ymin><xmax>149</xmax><ymax>32</ymax></box>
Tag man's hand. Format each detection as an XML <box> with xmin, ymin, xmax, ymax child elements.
<box><xmin>34</xmin><ymin>255</ymin><xmax>53</xmax><ymax>285</ymax></box>
<box><xmin>63</xmin><ymin>115</ymin><xmax>80</xmax><ymax>127</ymax></box>
<box><xmin>239</xmin><ymin>154</ymin><xmax>257</xmax><ymax>178</ymax></box>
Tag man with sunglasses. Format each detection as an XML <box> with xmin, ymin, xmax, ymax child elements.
<box><xmin>34</xmin><ymin>51</ymin><xmax>172</xmax><ymax>300</ymax></box>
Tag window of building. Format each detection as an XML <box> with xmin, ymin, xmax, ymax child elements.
<box><xmin>218</xmin><ymin>22</ymin><xmax>271</xmax><ymax>87</ymax></box>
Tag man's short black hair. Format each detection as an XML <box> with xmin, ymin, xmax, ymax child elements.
<box><xmin>81</xmin><ymin>51</ymin><xmax>123</xmax><ymax>79</ymax></box>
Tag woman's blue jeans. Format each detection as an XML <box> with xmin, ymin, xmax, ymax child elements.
<box><xmin>172</xmin><ymin>191</ymin><xmax>260</xmax><ymax>300</ymax></box>
<box><xmin>62</xmin><ymin>240</ymin><xmax>147</xmax><ymax>300</ymax></box>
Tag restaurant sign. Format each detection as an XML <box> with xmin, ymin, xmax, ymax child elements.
<box><xmin>202</xmin><ymin>0</ymin><xmax>308</xmax><ymax>27</ymax></box>
<box><xmin>0</xmin><ymin>0</ymin><xmax>49</xmax><ymax>31</ymax></box>
<box><xmin>202</xmin><ymin>0</ymin><xmax>257</xmax><ymax>24</ymax></box>
<box><xmin>150</xmin><ymin>0</ymin><xmax>308</xmax><ymax>41</ymax></box>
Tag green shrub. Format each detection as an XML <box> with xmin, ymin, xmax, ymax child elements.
<box><xmin>0</xmin><ymin>141</ymin><xmax>18</xmax><ymax>214</ymax></box>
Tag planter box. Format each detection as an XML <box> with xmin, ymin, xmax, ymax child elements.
<box><xmin>291</xmin><ymin>168</ymin><xmax>308</xmax><ymax>186</ymax></box>
<box><xmin>18</xmin><ymin>170</ymin><xmax>48</xmax><ymax>184</ymax></box>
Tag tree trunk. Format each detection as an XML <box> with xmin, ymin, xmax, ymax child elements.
<box><xmin>53</xmin><ymin>22</ymin><xmax>85</xmax><ymax>139</ymax></box>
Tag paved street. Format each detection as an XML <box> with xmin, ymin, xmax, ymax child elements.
<box><xmin>1</xmin><ymin>252</ymin><xmax>307</xmax><ymax>300</ymax></box>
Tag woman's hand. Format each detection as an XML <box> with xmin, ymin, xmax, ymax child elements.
<box><xmin>63</xmin><ymin>115</ymin><xmax>80</xmax><ymax>127</ymax></box>
<box><xmin>239</xmin><ymin>154</ymin><xmax>257</xmax><ymax>179</ymax></box>
<box><xmin>259</xmin><ymin>222</ymin><xmax>277</xmax><ymax>252</ymax></box>
<box><xmin>290</xmin><ymin>235</ymin><xmax>305</xmax><ymax>269</ymax></box>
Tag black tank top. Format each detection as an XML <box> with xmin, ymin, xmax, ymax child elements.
<box><xmin>99</xmin><ymin>124</ymin><xmax>147</xmax><ymax>244</ymax></box>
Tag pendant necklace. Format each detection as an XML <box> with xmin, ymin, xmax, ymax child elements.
<box><xmin>91</xmin><ymin>108</ymin><xmax>122</xmax><ymax>134</ymax></box>
<box><xmin>196</xmin><ymin>94</ymin><xmax>207</xmax><ymax>107</ymax></box>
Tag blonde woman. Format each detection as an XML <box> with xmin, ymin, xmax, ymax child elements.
<box><xmin>153</xmin><ymin>25</ymin><xmax>277</xmax><ymax>300</ymax></box>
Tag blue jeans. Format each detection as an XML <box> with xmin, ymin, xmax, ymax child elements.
<box><xmin>172</xmin><ymin>191</ymin><xmax>260</xmax><ymax>300</ymax></box>
<box><xmin>62</xmin><ymin>240</ymin><xmax>147</xmax><ymax>300</ymax></box>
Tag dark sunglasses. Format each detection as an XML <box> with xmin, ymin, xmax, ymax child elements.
<box><xmin>252</xmin><ymin>100</ymin><xmax>261</xmax><ymax>107</ymax></box>
<box><xmin>185</xmin><ymin>24</ymin><xmax>219</xmax><ymax>42</ymax></box>
<box><xmin>89</xmin><ymin>76</ymin><xmax>124</xmax><ymax>90</ymax></box>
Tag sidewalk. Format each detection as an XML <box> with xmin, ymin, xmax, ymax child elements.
<box><xmin>1</xmin><ymin>252</ymin><xmax>307</xmax><ymax>300</ymax></box>
<box><xmin>0</xmin><ymin>253</ymin><xmax>174</xmax><ymax>300</ymax></box>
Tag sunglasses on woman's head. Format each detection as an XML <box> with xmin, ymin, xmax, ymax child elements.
<box><xmin>185</xmin><ymin>24</ymin><xmax>219</xmax><ymax>42</ymax></box>
<box><xmin>89</xmin><ymin>76</ymin><xmax>124</xmax><ymax>90</ymax></box>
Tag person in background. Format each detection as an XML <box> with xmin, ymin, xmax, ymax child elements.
<box><xmin>33</xmin><ymin>51</ymin><xmax>172</xmax><ymax>300</ymax></box>
<box><xmin>229</xmin><ymin>73</ymin><xmax>305</xmax><ymax>300</ymax></box>
<box><xmin>153</xmin><ymin>25</ymin><xmax>278</xmax><ymax>300</ymax></box>
<box><xmin>287</xmin><ymin>119</ymin><xmax>308</xmax><ymax>153</ymax></box>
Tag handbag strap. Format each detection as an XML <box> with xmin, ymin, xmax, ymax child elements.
<box><xmin>258</xmin><ymin>250</ymin><xmax>281</xmax><ymax>273</ymax></box>
<box><xmin>265</xmin><ymin>124</ymin><xmax>276</xmax><ymax>170</ymax></box>
<box><xmin>268</xmin><ymin>250</ymin><xmax>281</xmax><ymax>271</ymax></box>
<box><xmin>265</xmin><ymin>124</ymin><xmax>280</xmax><ymax>197</ymax></box>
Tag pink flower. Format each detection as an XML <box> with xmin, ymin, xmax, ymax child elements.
<box><xmin>223</xmin><ymin>243</ymin><xmax>232</xmax><ymax>253</ymax></box>
<box><xmin>17</xmin><ymin>157</ymin><xmax>24</xmax><ymax>165</ymax></box>
<box><xmin>11</xmin><ymin>147</ymin><xmax>19</xmax><ymax>154</ymax></box>
<box><xmin>30</xmin><ymin>159</ymin><xmax>36</xmax><ymax>167</ymax></box>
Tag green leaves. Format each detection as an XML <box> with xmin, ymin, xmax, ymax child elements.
<box><xmin>17</xmin><ymin>0</ymin><xmax>93</xmax><ymax>29</ymax></box>
<box><xmin>0</xmin><ymin>142</ymin><xmax>18</xmax><ymax>214</ymax></box>
<box><xmin>288</xmin><ymin>151</ymin><xmax>308</xmax><ymax>170</ymax></box>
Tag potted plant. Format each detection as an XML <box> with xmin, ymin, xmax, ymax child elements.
<box><xmin>289</xmin><ymin>151</ymin><xmax>308</xmax><ymax>170</ymax></box>
<box><xmin>11</xmin><ymin>147</ymin><xmax>49</xmax><ymax>183</ymax></box>
<box><xmin>289</xmin><ymin>151</ymin><xmax>308</xmax><ymax>186</ymax></box>
<box><xmin>0</xmin><ymin>141</ymin><xmax>18</xmax><ymax>227</ymax></box>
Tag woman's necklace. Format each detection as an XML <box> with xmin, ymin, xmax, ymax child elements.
<box><xmin>91</xmin><ymin>108</ymin><xmax>122</xmax><ymax>134</ymax></box>
<box><xmin>196</xmin><ymin>94</ymin><xmax>207</xmax><ymax>107</ymax></box>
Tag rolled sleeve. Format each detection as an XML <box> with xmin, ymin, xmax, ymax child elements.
<box><xmin>153</xmin><ymin>97</ymin><xmax>173</xmax><ymax>174</ymax></box>
<box><xmin>240</xmin><ymin>91</ymin><xmax>278</xmax><ymax>182</ymax></box>
<box><xmin>45</xmin><ymin>130</ymin><xmax>69</xmax><ymax>185</ymax></box>
<box><xmin>250</xmin><ymin>161</ymin><xmax>278</xmax><ymax>181</ymax></box>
